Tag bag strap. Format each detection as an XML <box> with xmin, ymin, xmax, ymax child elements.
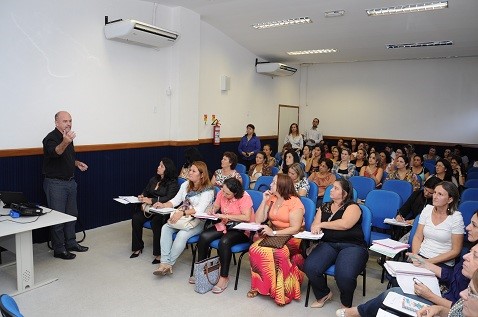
<box><xmin>203</xmin><ymin>260</ymin><xmax>220</xmax><ymax>285</ymax></box>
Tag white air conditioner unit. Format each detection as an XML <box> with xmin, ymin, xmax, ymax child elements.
<box><xmin>256</xmin><ymin>62</ymin><xmax>297</xmax><ymax>77</ymax></box>
<box><xmin>104</xmin><ymin>17</ymin><xmax>179</xmax><ymax>48</ymax></box>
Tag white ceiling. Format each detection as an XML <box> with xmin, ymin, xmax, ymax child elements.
<box><xmin>148</xmin><ymin>0</ymin><xmax>478</xmax><ymax>65</ymax></box>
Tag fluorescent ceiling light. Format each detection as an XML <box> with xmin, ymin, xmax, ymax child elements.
<box><xmin>287</xmin><ymin>49</ymin><xmax>337</xmax><ymax>55</ymax></box>
<box><xmin>386</xmin><ymin>40</ymin><xmax>453</xmax><ymax>49</ymax></box>
<box><xmin>324</xmin><ymin>10</ymin><xmax>345</xmax><ymax>18</ymax></box>
<box><xmin>366</xmin><ymin>1</ymin><xmax>448</xmax><ymax>16</ymax></box>
<box><xmin>252</xmin><ymin>17</ymin><xmax>312</xmax><ymax>30</ymax></box>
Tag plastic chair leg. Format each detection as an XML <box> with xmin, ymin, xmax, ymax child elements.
<box><xmin>305</xmin><ymin>280</ymin><xmax>311</xmax><ymax>307</ymax></box>
<box><xmin>234</xmin><ymin>251</ymin><xmax>247</xmax><ymax>290</ymax></box>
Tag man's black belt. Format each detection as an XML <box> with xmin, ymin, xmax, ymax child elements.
<box><xmin>46</xmin><ymin>176</ymin><xmax>75</xmax><ymax>181</ymax></box>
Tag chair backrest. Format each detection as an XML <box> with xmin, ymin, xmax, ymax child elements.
<box><xmin>465</xmin><ymin>179</ymin><xmax>478</xmax><ymax>189</ymax></box>
<box><xmin>245</xmin><ymin>189</ymin><xmax>263</xmax><ymax>212</ymax></box>
<box><xmin>382</xmin><ymin>179</ymin><xmax>412</xmax><ymax>207</ymax></box>
<box><xmin>239</xmin><ymin>173</ymin><xmax>250</xmax><ymax>190</ymax></box>
<box><xmin>467</xmin><ymin>172</ymin><xmax>478</xmax><ymax>180</ymax></box>
<box><xmin>214</xmin><ymin>186</ymin><xmax>221</xmax><ymax>198</ymax></box>
<box><xmin>322</xmin><ymin>184</ymin><xmax>358</xmax><ymax>203</ymax></box>
<box><xmin>468</xmin><ymin>167</ymin><xmax>478</xmax><ymax>174</ymax></box>
<box><xmin>178</xmin><ymin>177</ymin><xmax>187</xmax><ymax>186</ymax></box>
<box><xmin>407</xmin><ymin>217</ymin><xmax>420</xmax><ymax>246</ymax></box>
<box><xmin>461</xmin><ymin>188</ymin><xmax>478</xmax><ymax>203</ymax></box>
<box><xmin>365</xmin><ymin>190</ymin><xmax>402</xmax><ymax>230</ymax></box>
<box><xmin>271</xmin><ymin>166</ymin><xmax>279</xmax><ymax>176</ymax></box>
<box><xmin>381</xmin><ymin>171</ymin><xmax>388</xmax><ymax>184</ymax></box>
<box><xmin>253</xmin><ymin>176</ymin><xmax>274</xmax><ymax>192</ymax></box>
<box><xmin>0</xmin><ymin>294</ymin><xmax>23</xmax><ymax>317</ymax></box>
<box><xmin>235</xmin><ymin>163</ymin><xmax>246</xmax><ymax>174</ymax></box>
<box><xmin>300</xmin><ymin>196</ymin><xmax>316</xmax><ymax>232</ymax></box>
<box><xmin>423</xmin><ymin>161</ymin><xmax>436</xmax><ymax>175</ymax></box>
<box><xmin>359</xmin><ymin>205</ymin><xmax>373</xmax><ymax>246</ymax></box>
<box><xmin>307</xmin><ymin>182</ymin><xmax>318</xmax><ymax>206</ymax></box>
<box><xmin>458</xmin><ymin>201</ymin><xmax>478</xmax><ymax>227</ymax></box>
<box><xmin>350</xmin><ymin>176</ymin><xmax>376</xmax><ymax>200</ymax></box>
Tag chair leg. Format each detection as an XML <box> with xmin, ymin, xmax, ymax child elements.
<box><xmin>233</xmin><ymin>253</ymin><xmax>237</xmax><ymax>265</ymax></box>
<box><xmin>190</xmin><ymin>244</ymin><xmax>197</xmax><ymax>277</ymax></box>
<box><xmin>362</xmin><ymin>269</ymin><xmax>366</xmax><ymax>296</ymax></box>
<box><xmin>305</xmin><ymin>280</ymin><xmax>311</xmax><ymax>307</ymax></box>
<box><xmin>234</xmin><ymin>252</ymin><xmax>247</xmax><ymax>290</ymax></box>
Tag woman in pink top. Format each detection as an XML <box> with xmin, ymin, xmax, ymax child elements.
<box><xmin>195</xmin><ymin>177</ymin><xmax>253</xmax><ymax>293</ymax></box>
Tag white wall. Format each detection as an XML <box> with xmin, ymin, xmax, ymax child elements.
<box><xmin>198</xmin><ymin>22</ymin><xmax>300</xmax><ymax>139</ymax></box>
<box><xmin>299</xmin><ymin>57</ymin><xmax>478</xmax><ymax>145</ymax></box>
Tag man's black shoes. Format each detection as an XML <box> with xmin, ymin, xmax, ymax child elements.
<box><xmin>67</xmin><ymin>244</ymin><xmax>89</xmax><ymax>252</ymax></box>
<box><xmin>54</xmin><ymin>251</ymin><xmax>76</xmax><ymax>260</ymax></box>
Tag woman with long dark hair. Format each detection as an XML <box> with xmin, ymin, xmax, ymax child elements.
<box><xmin>238</xmin><ymin>124</ymin><xmax>261</xmax><ymax>170</ymax></box>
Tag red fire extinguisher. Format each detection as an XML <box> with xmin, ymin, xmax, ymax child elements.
<box><xmin>213</xmin><ymin>123</ymin><xmax>220</xmax><ymax>146</ymax></box>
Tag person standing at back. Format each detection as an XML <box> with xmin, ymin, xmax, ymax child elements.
<box><xmin>42</xmin><ymin>111</ymin><xmax>89</xmax><ymax>260</ymax></box>
<box><xmin>238</xmin><ymin>124</ymin><xmax>261</xmax><ymax>171</ymax></box>
<box><xmin>304</xmin><ymin>118</ymin><xmax>323</xmax><ymax>147</ymax></box>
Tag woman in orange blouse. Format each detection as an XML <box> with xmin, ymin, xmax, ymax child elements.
<box><xmin>247</xmin><ymin>174</ymin><xmax>305</xmax><ymax>306</ymax></box>
<box><xmin>308</xmin><ymin>158</ymin><xmax>336</xmax><ymax>205</ymax></box>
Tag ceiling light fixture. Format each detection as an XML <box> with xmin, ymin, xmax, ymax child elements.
<box><xmin>324</xmin><ymin>10</ymin><xmax>345</xmax><ymax>18</ymax></box>
<box><xmin>252</xmin><ymin>17</ymin><xmax>312</xmax><ymax>30</ymax></box>
<box><xmin>386</xmin><ymin>40</ymin><xmax>453</xmax><ymax>49</ymax></box>
<box><xmin>366</xmin><ymin>1</ymin><xmax>448</xmax><ymax>16</ymax></box>
<box><xmin>287</xmin><ymin>49</ymin><xmax>337</xmax><ymax>55</ymax></box>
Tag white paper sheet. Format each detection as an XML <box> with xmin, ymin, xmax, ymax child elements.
<box><xmin>148</xmin><ymin>207</ymin><xmax>177</xmax><ymax>214</ymax></box>
<box><xmin>193</xmin><ymin>213</ymin><xmax>218</xmax><ymax>220</ymax></box>
<box><xmin>384</xmin><ymin>218</ymin><xmax>412</xmax><ymax>227</ymax></box>
<box><xmin>233</xmin><ymin>222</ymin><xmax>262</xmax><ymax>231</ymax></box>
<box><xmin>118</xmin><ymin>196</ymin><xmax>141</xmax><ymax>204</ymax></box>
<box><xmin>113</xmin><ymin>198</ymin><xmax>129</xmax><ymax>204</ymax></box>
<box><xmin>396</xmin><ymin>274</ymin><xmax>441</xmax><ymax>297</ymax></box>
<box><xmin>293</xmin><ymin>231</ymin><xmax>324</xmax><ymax>240</ymax></box>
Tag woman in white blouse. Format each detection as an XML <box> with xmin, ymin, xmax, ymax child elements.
<box><xmin>288</xmin><ymin>162</ymin><xmax>309</xmax><ymax>196</ymax></box>
<box><xmin>284</xmin><ymin>123</ymin><xmax>303</xmax><ymax>152</ymax></box>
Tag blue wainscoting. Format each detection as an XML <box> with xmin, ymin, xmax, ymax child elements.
<box><xmin>0</xmin><ymin>139</ymin><xmax>277</xmax><ymax>243</ymax></box>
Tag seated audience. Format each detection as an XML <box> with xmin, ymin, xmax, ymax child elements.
<box><xmin>443</xmin><ymin>148</ymin><xmax>452</xmax><ymax>162</ymax></box>
<box><xmin>331</xmin><ymin>146</ymin><xmax>340</xmax><ymax>163</ymax></box>
<box><xmin>323</xmin><ymin>143</ymin><xmax>332</xmax><ymax>159</ymax></box>
<box><xmin>411</xmin><ymin>154</ymin><xmax>430</xmax><ymax>183</ymax></box>
<box><xmin>284</xmin><ymin>123</ymin><xmax>303</xmax><ymax>152</ymax></box>
<box><xmin>379</xmin><ymin>150</ymin><xmax>393</xmax><ymax>174</ymax></box>
<box><xmin>238</xmin><ymin>124</ymin><xmax>261</xmax><ymax>171</ymax></box>
<box><xmin>153</xmin><ymin>161</ymin><xmax>214</xmax><ymax>276</ymax></box>
<box><xmin>247</xmin><ymin>174</ymin><xmax>305</xmax><ymax>306</ymax></box>
<box><xmin>409</xmin><ymin>181</ymin><xmax>464</xmax><ymax>268</ymax></box>
<box><xmin>454</xmin><ymin>144</ymin><xmax>469</xmax><ymax>169</ymax></box>
<box><xmin>423</xmin><ymin>146</ymin><xmax>440</xmax><ymax>161</ymax></box>
<box><xmin>211</xmin><ymin>152</ymin><xmax>242</xmax><ymax>187</ymax></box>
<box><xmin>350</xmin><ymin>148</ymin><xmax>368</xmax><ymax>172</ymax></box>
<box><xmin>304</xmin><ymin>179</ymin><xmax>368</xmax><ymax>309</ymax></box>
<box><xmin>305</xmin><ymin>145</ymin><xmax>323</xmax><ymax>173</ymax></box>
<box><xmin>131</xmin><ymin>158</ymin><xmax>180</xmax><ymax>263</ymax></box>
<box><xmin>359</xmin><ymin>152</ymin><xmax>383</xmax><ymax>186</ymax></box>
<box><xmin>451</xmin><ymin>155</ymin><xmax>466</xmax><ymax>190</ymax></box>
<box><xmin>431</xmin><ymin>158</ymin><xmax>459</xmax><ymax>187</ymax></box>
<box><xmin>337</xmin><ymin>138</ymin><xmax>344</xmax><ymax>149</ymax></box>
<box><xmin>195</xmin><ymin>178</ymin><xmax>253</xmax><ymax>293</ymax></box>
<box><xmin>179</xmin><ymin>147</ymin><xmax>203</xmax><ymax>179</ymax></box>
<box><xmin>262</xmin><ymin>144</ymin><xmax>276</xmax><ymax>168</ymax></box>
<box><xmin>331</xmin><ymin>148</ymin><xmax>356</xmax><ymax>180</ymax></box>
<box><xmin>395</xmin><ymin>176</ymin><xmax>441</xmax><ymax>224</ymax></box>
<box><xmin>300</xmin><ymin>144</ymin><xmax>313</xmax><ymax>166</ymax></box>
<box><xmin>280</xmin><ymin>149</ymin><xmax>300</xmax><ymax>174</ymax></box>
<box><xmin>308</xmin><ymin>158</ymin><xmax>336</xmax><ymax>206</ymax></box>
<box><xmin>248</xmin><ymin>151</ymin><xmax>272</xmax><ymax>189</ymax></box>
<box><xmin>386</xmin><ymin>155</ymin><xmax>421</xmax><ymax>191</ymax></box>
<box><xmin>275</xmin><ymin>143</ymin><xmax>292</xmax><ymax>168</ymax></box>
<box><xmin>288</xmin><ymin>162</ymin><xmax>309</xmax><ymax>196</ymax></box>
<box><xmin>350</xmin><ymin>138</ymin><xmax>358</xmax><ymax>159</ymax></box>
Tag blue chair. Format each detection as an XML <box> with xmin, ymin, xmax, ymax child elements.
<box><xmin>382</xmin><ymin>179</ymin><xmax>412</xmax><ymax>207</ymax></box>
<box><xmin>459</xmin><ymin>201</ymin><xmax>478</xmax><ymax>227</ymax></box>
<box><xmin>271</xmin><ymin>166</ymin><xmax>279</xmax><ymax>176</ymax></box>
<box><xmin>253</xmin><ymin>176</ymin><xmax>274</xmax><ymax>192</ymax></box>
<box><xmin>300</xmin><ymin>196</ymin><xmax>317</xmax><ymax>232</ymax></box>
<box><xmin>0</xmin><ymin>294</ymin><xmax>23</xmax><ymax>317</ymax></box>
<box><xmin>365</xmin><ymin>190</ymin><xmax>402</xmax><ymax>242</ymax></box>
<box><xmin>239</xmin><ymin>172</ymin><xmax>250</xmax><ymax>190</ymax></box>
<box><xmin>461</xmin><ymin>188</ymin><xmax>478</xmax><ymax>203</ymax></box>
<box><xmin>323</xmin><ymin>185</ymin><xmax>358</xmax><ymax>203</ymax></box>
<box><xmin>381</xmin><ymin>171</ymin><xmax>388</xmax><ymax>185</ymax></box>
<box><xmin>468</xmin><ymin>167</ymin><xmax>478</xmax><ymax>174</ymax></box>
<box><xmin>465</xmin><ymin>179</ymin><xmax>478</xmax><ymax>189</ymax></box>
<box><xmin>304</xmin><ymin>205</ymin><xmax>372</xmax><ymax>306</ymax></box>
<box><xmin>424</xmin><ymin>161</ymin><xmax>436</xmax><ymax>175</ymax></box>
<box><xmin>209</xmin><ymin>189</ymin><xmax>262</xmax><ymax>290</ymax></box>
<box><xmin>307</xmin><ymin>182</ymin><xmax>318</xmax><ymax>206</ymax></box>
<box><xmin>350</xmin><ymin>176</ymin><xmax>376</xmax><ymax>201</ymax></box>
<box><xmin>235</xmin><ymin>163</ymin><xmax>246</xmax><ymax>174</ymax></box>
<box><xmin>467</xmin><ymin>172</ymin><xmax>478</xmax><ymax>180</ymax></box>
<box><xmin>178</xmin><ymin>177</ymin><xmax>188</xmax><ymax>186</ymax></box>
<box><xmin>214</xmin><ymin>186</ymin><xmax>221</xmax><ymax>197</ymax></box>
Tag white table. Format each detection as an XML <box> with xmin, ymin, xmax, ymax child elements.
<box><xmin>0</xmin><ymin>208</ymin><xmax>76</xmax><ymax>294</ymax></box>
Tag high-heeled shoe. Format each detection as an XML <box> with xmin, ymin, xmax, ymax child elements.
<box><xmin>152</xmin><ymin>258</ymin><xmax>161</xmax><ymax>265</ymax></box>
<box><xmin>310</xmin><ymin>291</ymin><xmax>333</xmax><ymax>308</ymax></box>
<box><xmin>130</xmin><ymin>249</ymin><xmax>142</xmax><ymax>258</ymax></box>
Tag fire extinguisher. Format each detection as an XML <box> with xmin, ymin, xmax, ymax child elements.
<box><xmin>213</xmin><ymin>124</ymin><xmax>220</xmax><ymax>146</ymax></box>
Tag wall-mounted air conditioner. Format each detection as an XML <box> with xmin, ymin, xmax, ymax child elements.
<box><xmin>104</xmin><ymin>16</ymin><xmax>179</xmax><ymax>48</ymax></box>
<box><xmin>256</xmin><ymin>60</ymin><xmax>297</xmax><ymax>77</ymax></box>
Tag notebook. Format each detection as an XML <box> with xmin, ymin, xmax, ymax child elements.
<box><xmin>0</xmin><ymin>191</ymin><xmax>29</xmax><ymax>208</ymax></box>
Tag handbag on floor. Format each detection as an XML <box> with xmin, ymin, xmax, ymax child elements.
<box><xmin>193</xmin><ymin>256</ymin><xmax>220</xmax><ymax>294</ymax></box>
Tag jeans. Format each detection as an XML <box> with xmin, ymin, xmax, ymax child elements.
<box><xmin>357</xmin><ymin>287</ymin><xmax>433</xmax><ymax>316</ymax></box>
<box><xmin>303</xmin><ymin>241</ymin><xmax>369</xmax><ymax>307</ymax></box>
<box><xmin>43</xmin><ymin>178</ymin><xmax>79</xmax><ymax>253</ymax></box>
<box><xmin>131</xmin><ymin>211</ymin><xmax>168</xmax><ymax>256</ymax></box>
<box><xmin>197</xmin><ymin>227</ymin><xmax>249</xmax><ymax>277</ymax></box>
<box><xmin>160</xmin><ymin>221</ymin><xmax>205</xmax><ymax>265</ymax></box>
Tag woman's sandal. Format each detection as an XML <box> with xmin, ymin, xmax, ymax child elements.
<box><xmin>336</xmin><ymin>308</ymin><xmax>346</xmax><ymax>317</ymax></box>
<box><xmin>310</xmin><ymin>291</ymin><xmax>333</xmax><ymax>308</ymax></box>
<box><xmin>247</xmin><ymin>290</ymin><xmax>258</xmax><ymax>298</ymax></box>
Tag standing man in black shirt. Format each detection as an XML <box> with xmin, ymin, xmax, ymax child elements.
<box><xmin>43</xmin><ymin>111</ymin><xmax>89</xmax><ymax>260</ymax></box>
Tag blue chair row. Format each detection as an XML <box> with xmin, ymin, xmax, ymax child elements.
<box><xmin>461</xmin><ymin>188</ymin><xmax>478</xmax><ymax>203</ymax></box>
<box><xmin>0</xmin><ymin>294</ymin><xmax>23</xmax><ymax>317</ymax></box>
<box><xmin>465</xmin><ymin>179</ymin><xmax>478</xmax><ymax>188</ymax></box>
<box><xmin>467</xmin><ymin>172</ymin><xmax>478</xmax><ymax>180</ymax></box>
